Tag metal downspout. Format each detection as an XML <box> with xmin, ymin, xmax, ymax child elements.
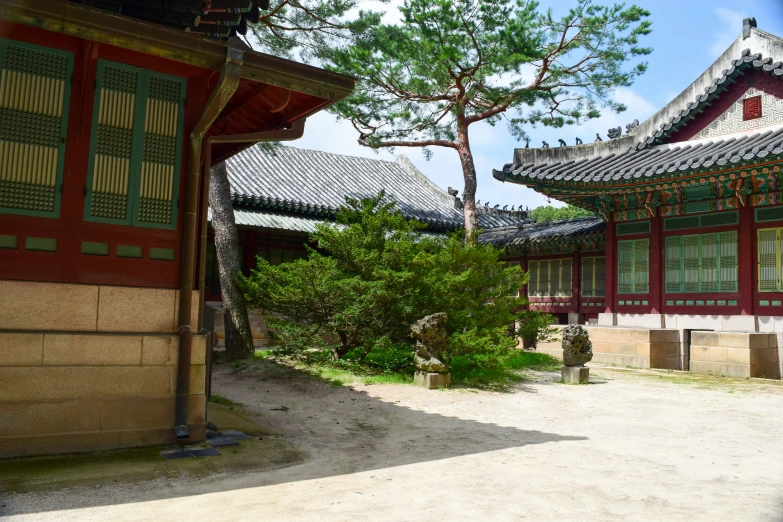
<box><xmin>196</xmin><ymin>118</ymin><xmax>307</xmax><ymax>402</ymax></box>
<box><xmin>175</xmin><ymin>46</ymin><xmax>243</xmax><ymax>439</ymax></box>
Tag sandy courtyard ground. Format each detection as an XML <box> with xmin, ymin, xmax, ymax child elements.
<box><xmin>3</xmin><ymin>362</ymin><xmax>783</xmax><ymax>521</ymax></box>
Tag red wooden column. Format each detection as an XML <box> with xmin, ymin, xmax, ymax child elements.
<box><xmin>604</xmin><ymin>218</ymin><xmax>615</xmax><ymax>314</ymax></box>
<box><xmin>519</xmin><ymin>255</ymin><xmax>528</xmax><ymax>305</ymax></box>
<box><xmin>572</xmin><ymin>251</ymin><xmax>580</xmax><ymax>314</ymax></box>
<box><xmin>649</xmin><ymin>212</ymin><xmax>663</xmax><ymax>314</ymax></box>
<box><xmin>738</xmin><ymin>204</ymin><xmax>754</xmax><ymax>315</ymax></box>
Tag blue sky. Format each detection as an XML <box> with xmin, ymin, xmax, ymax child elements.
<box><xmin>294</xmin><ymin>0</ymin><xmax>783</xmax><ymax>211</ymax></box>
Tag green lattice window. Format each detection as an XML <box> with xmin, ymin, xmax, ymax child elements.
<box><xmin>85</xmin><ymin>60</ymin><xmax>186</xmax><ymax>229</ymax></box>
<box><xmin>758</xmin><ymin>228</ymin><xmax>783</xmax><ymax>292</ymax></box>
<box><xmin>527</xmin><ymin>258</ymin><xmax>572</xmax><ymax>297</ymax></box>
<box><xmin>665</xmin><ymin>232</ymin><xmax>737</xmax><ymax>293</ymax></box>
<box><xmin>581</xmin><ymin>256</ymin><xmax>606</xmax><ymax>297</ymax></box>
<box><xmin>617</xmin><ymin>239</ymin><xmax>649</xmax><ymax>294</ymax></box>
<box><xmin>0</xmin><ymin>39</ymin><xmax>73</xmax><ymax>218</ymax></box>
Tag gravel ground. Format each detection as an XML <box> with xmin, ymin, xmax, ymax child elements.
<box><xmin>3</xmin><ymin>362</ymin><xmax>783</xmax><ymax>521</ymax></box>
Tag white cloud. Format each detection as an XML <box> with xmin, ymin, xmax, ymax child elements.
<box><xmin>709</xmin><ymin>8</ymin><xmax>747</xmax><ymax>58</ymax></box>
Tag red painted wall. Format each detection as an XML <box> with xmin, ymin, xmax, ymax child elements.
<box><xmin>0</xmin><ymin>23</ymin><xmax>212</xmax><ymax>288</ymax></box>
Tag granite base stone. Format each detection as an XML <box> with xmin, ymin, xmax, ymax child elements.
<box><xmin>414</xmin><ymin>371</ymin><xmax>450</xmax><ymax>389</ymax></box>
<box><xmin>562</xmin><ymin>365</ymin><xmax>589</xmax><ymax>384</ymax></box>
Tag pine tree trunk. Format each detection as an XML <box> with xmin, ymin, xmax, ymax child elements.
<box><xmin>456</xmin><ymin>127</ymin><xmax>479</xmax><ymax>243</ymax></box>
<box><xmin>209</xmin><ymin>161</ymin><xmax>254</xmax><ymax>361</ymax></box>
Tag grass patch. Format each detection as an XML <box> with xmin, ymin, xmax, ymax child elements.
<box><xmin>449</xmin><ymin>351</ymin><xmax>560</xmax><ymax>391</ymax></box>
<box><xmin>245</xmin><ymin>346</ymin><xmax>560</xmax><ymax>391</ymax></box>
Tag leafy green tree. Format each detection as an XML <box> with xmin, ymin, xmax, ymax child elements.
<box><xmin>242</xmin><ymin>193</ymin><xmax>535</xmax><ymax>366</ymax></box>
<box><xmin>530</xmin><ymin>204</ymin><xmax>595</xmax><ymax>223</ymax></box>
<box><xmin>326</xmin><ymin>0</ymin><xmax>652</xmax><ymax>239</ymax></box>
<box><xmin>247</xmin><ymin>1</ymin><xmax>384</xmax><ymax>59</ymax></box>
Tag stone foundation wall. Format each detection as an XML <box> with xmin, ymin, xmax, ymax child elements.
<box><xmin>690</xmin><ymin>332</ymin><xmax>780</xmax><ymax>379</ymax></box>
<box><xmin>0</xmin><ymin>281</ymin><xmax>199</xmax><ymax>333</ymax></box>
<box><xmin>533</xmin><ymin>326</ymin><xmax>681</xmax><ymax>370</ymax></box>
<box><xmin>0</xmin><ymin>281</ymin><xmax>208</xmax><ymax>458</ymax></box>
<box><xmin>0</xmin><ymin>332</ymin><xmax>208</xmax><ymax>458</ymax></box>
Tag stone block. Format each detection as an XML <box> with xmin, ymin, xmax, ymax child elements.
<box><xmin>690</xmin><ymin>360</ymin><xmax>751</xmax><ymax>378</ymax></box>
<box><xmin>191</xmin><ymin>334</ymin><xmax>207</xmax><ymax>365</ymax></box>
<box><xmin>0</xmin><ymin>431</ymin><xmax>121</xmax><ymax>458</ymax></box>
<box><xmin>727</xmin><ymin>348</ymin><xmax>751</xmax><ymax>365</ymax></box>
<box><xmin>721</xmin><ymin>315</ymin><xmax>758</xmax><ymax>332</ymax></box>
<box><xmin>0</xmin><ymin>333</ymin><xmax>44</xmax><ymax>366</ymax></box>
<box><xmin>650</xmin><ymin>357</ymin><xmax>681</xmax><ymax>370</ymax></box>
<box><xmin>719</xmin><ymin>332</ymin><xmax>751</xmax><ymax>348</ymax></box>
<box><xmin>561</xmin><ymin>365</ymin><xmax>589</xmax><ymax>384</ymax></box>
<box><xmin>689</xmin><ymin>345</ymin><xmax>710</xmax><ymax>361</ymax></box>
<box><xmin>0</xmin><ymin>281</ymin><xmax>99</xmax><ymax>332</ymax></box>
<box><xmin>142</xmin><ymin>336</ymin><xmax>178</xmax><ymax>365</ymax></box>
<box><xmin>117</xmin><ymin>427</ymin><xmax>175</xmax><ymax>449</ymax></box>
<box><xmin>692</xmin><ymin>332</ymin><xmax>720</xmax><ymax>347</ymax></box>
<box><xmin>101</xmin><ymin>397</ymin><xmax>175</xmax><ymax>430</ymax></box>
<box><xmin>43</xmin><ymin>334</ymin><xmax>142</xmax><ymax>366</ymax></box>
<box><xmin>631</xmin><ymin>329</ymin><xmax>652</xmax><ymax>343</ymax></box>
<box><xmin>751</xmin><ymin>348</ymin><xmax>780</xmax><ymax>365</ymax></box>
<box><xmin>597</xmin><ymin>313</ymin><xmax>617</xmax><ymax>326</ymax></box>
<box><xmin>97</xmin><ymin>286</ymin><xmax>176</xmax><ymax>333</ymax></box>
<box><xmin>190</xmin><ymin>364</ymin><xmax>206</xmax><ymax>395</ymax></box>
<box><xmin>592</xmin><ymin>341</ymin><xmax>637</xmax><ymax>355</ymax></box>
<box><xmin>592</xmin><ymin>353</ymin><xmax>650</xmax><ymax>369</ymax></box>
<box><xmin>650</xmin><ymin>329</ymin><xmax>681</xmax><ymax>343</ymax></box>
<box><xmin>650</xmin><ymin>342</ymin><xmax>680</xmax><ymax>358</ymax></box>
<box><xmin>0</xmin><ymin>366</ymin><xmax>173</xmax><ymax>401</ymax></box>
<box><xmin>414</xmin><ymin>372</ymin><xmax>450</xmax><ymax>389</ymax></box>
<box><xmin>0</xmin><ymin>399</ymin><xmax>102</xmax><ymax>437</ymax></box>
<box><xmin>188</xmin><ymin>394</ymin><xmax>207</xmax><ymax>425</ymax></box>
<box><xmin>749</xmin><ymin>334</ymin><xmax>772</xmax><ymax>349</ymax></box>
<box><xmin>709</xmin><ymin>346</ymin><xmax>729</xmax><ymax>362</ymax></box>
<box><xmin>567</xmin><ymin>313</ymin><xmax>585</xmax><ymax>325</ymax></box>
<box><xmin>174</xmin><ymin>289</ymin><xmax>202</xmax><ymax>330</ymax></box>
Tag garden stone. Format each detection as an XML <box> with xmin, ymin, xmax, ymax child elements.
<box><xmin>562</xmin><ymin>324</ymin><xmax>593</xmax><ymax>366</ymax></box>
<box><xmin>562</xmin><ymin>324</ymin><xmax>593</xmax><ymax>384</ymax></box>
<box><xmin>411</xmin><ymin>312</ymin><xmax>450</xmax><ymax>386</ymax></box>
<box><xmin>414</xmin><ymin>371</ymin><xmax>451</xmax><ymax>389</ymax></box>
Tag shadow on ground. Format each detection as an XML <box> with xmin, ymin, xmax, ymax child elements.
<box><xmin>0</xmin><ymin>358</ymin><xmax>586</xmax><ymax>516</ymax></box>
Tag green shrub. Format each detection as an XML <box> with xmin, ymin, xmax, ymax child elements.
<box><xmin>242</xmin><ymin>192</ymin><xmax>550</xmax><ymax>371</ymax></box>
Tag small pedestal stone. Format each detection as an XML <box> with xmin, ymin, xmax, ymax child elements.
<box><xmin>562</xmin><ymin>365</ymin><xmax>589</xmax><ymax>384</ymax></box>
<box><xmin>414</xmin><ymin>371</ymin><xmax>451</xmax><ymax>389</ymax></box>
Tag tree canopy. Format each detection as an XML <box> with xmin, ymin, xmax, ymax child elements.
<box><xmin>530</xmin><ymin>204</ymin><xmax>595</xmax><ymax>223</ymax></box>
<box><xmin>247</xmin><ymin>0</ymin><xmax>384</xmax><ymax>60</ymax></box>
<box><xmin>325</xmin><ymin>0</ymin><xmax>652</xmax><ymax>236</ymax></box>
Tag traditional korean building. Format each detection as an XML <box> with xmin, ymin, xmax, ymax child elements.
<box><xmin>0</xmin><ymin>0</ymin><xmax>354</xmax><ymax>456</ymax></box>
<box><xmin>492</xmin><ymin>18</ymin><xmax>783</xmax><ymax>379</ymax></box>
<box><xmin>204</xmin><ymin>145</ymin><xmax>531</xmax><ymax>345</ymax></box>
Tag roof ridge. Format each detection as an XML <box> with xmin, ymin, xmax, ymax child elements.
<box><xmin>271</xmin><ymin>143</ymin><xmax>399</xmax><ymax>166</ymax></box>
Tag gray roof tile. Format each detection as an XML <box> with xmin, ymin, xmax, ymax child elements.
<box><xmin>226</xmin><ymin>145</ymin><xmax>530</xmax><ymax>231</ymax></box>
<box><xmin>479</xmin><ymin>217</ymin><xmax>605</xmax><ymax>248</ymax></box>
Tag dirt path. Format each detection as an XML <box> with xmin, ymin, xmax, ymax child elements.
<box><xmin>4</xmin><ymin>362</ymin><xmax>783</xmax><ymax>521</ymax></box>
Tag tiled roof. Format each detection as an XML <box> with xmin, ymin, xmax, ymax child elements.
<box><xmin>68</xmin><ymin>0</ymin><xmax>265</xmax><ymax>39</ymax></box>
<box><xmin>494</xmin><ymin>124</ymin><xmax>783</xmax><ymax>186</ymax></box>
<box><xmin>226</xmin><ymin>145</ymin><xmax>531</xmax><ymax>231</ymax></box>
<box><xmin>638</xmin><ymin>49</ymin><xmax>783</xmax><ymax>148</ymax></box>
<box><xmin>479</xmin><ymin>217</ymin><xmax>605</xmax><ymax>248</ymax></box>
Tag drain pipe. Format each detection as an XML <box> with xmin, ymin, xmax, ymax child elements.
<box><xmin>175</xmin><ymin>46</ymin><xmax>243</xmax><ymax>439</ymax></box>
<box><xmin>196</xmin><ymin>118</ymin><xmax>307</xmax><ymax>401</ymax></box>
